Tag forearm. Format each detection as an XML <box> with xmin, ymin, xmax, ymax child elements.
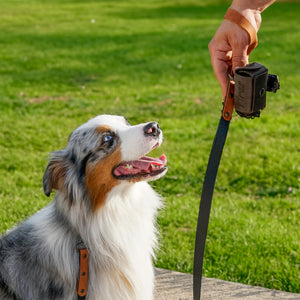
<box><xmin>230</xmin><ymin>0</ymin><xmax>276</xmax><ymax>31</ymax></box>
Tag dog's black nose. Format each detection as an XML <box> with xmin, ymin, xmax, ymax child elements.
<box><xmin>144</xmin><ymin>122</ymin><xmax>161</xmax><ymax>138</ymax></box>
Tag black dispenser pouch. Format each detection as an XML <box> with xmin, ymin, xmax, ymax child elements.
<box><xmin>234</xmin><ymin>62</ymin><xmax>280</xmax><ymax>118</ymax></box>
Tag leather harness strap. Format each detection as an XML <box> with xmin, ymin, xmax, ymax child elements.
<box><xmin>77</xmin><ymin>241</ymin><xmax>89</xmax><ymax>300</ymax></box>
<box><xmin>193</xmin><ymin>78</ymin><xmax>234</xmax><ymax>300</ymax></box>
<box><xmin>224</xmin><ymin>8</ymin><xmax>258</xmax><ymax>54</ymax></box>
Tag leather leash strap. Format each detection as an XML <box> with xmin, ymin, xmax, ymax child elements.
<box><xmin>193</xmin><ymin>78</ymin><xmax>234</xmax><ymax>300</ymax></box>
<box><xmin>224</xmin><ymin>8</ymin><xmax>258</xmax><ymax>54</ymax></box>
<box><xmin>193</xmin><ymin>9</ymin><xmax>258</xmax><ymax>299</ymax></box>
<box><xmin>77</xmin><ymin>242</ymin><xmax>89</xmax><ymax>300</ymax></box>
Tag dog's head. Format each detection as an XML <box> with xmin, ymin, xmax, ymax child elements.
<box><xmin>43</xmin><ymin>115</ymin><xmax>167</xmax><ymax>210</ymax></box>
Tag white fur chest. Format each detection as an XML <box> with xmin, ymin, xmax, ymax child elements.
<box><xmin>85</xmin><ymin>182</ymin><xmax>162</xmax><ymax>300</ymax></box>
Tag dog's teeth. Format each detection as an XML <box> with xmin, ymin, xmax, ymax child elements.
<box><xmin>124</xmin><ymin>164</ymin><xmax>133</xmax><ymax>169</ymax></box>
<box><xmin>150</xmin><ymin>164</ymin><xmax>160</xmax><ymax>170</ymax></box>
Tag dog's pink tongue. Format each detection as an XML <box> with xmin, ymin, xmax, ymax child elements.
<box><xmin>137</xmin><ymin>154</ymin><xmax>166</xmax><ymax>166</ymax></box>
<box><xmin>114</xmin><ymin>154</ymin><xmax>167</xmax><ymax>176</ymax></box>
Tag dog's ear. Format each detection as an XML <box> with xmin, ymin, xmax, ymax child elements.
<box><xmin>43</xmin><ymin>150</ymin><xmax>67</xmax><ymax>197</ymax></box>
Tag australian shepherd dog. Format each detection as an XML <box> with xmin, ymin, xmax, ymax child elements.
<box><xmin>0</xmin><ymin>115</ymin><xmax>167</xmax><ymax>300</ymax></box>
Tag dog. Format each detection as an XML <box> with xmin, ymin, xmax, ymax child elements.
<box><xmin>0</xmin><ymin>114</ymin><xmax>167</xmax><ymax>300</ymax></box>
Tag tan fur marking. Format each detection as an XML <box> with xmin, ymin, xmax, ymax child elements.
<box><xmin>95</xmin><ymin>125</ymin><xmax>111</xmax><ymax>134</ymax></box>
<box><xmin>85</xmin><ymin>144</ymin><xmax>121</xmax><ymax>211</ymax></box>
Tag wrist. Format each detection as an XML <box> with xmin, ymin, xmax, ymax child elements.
<box><xmin>229</xmin><ymin>7</ymin><xmax>261</xmax><ymax>32</ymax></box>
<box><xmin>230</xmin><ymin>0</ymin><xmax>276</xmax><ymax>30</ymax></box>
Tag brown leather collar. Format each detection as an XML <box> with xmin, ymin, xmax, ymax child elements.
<box><xmin>77</xmin><ymin>241</ymin><xmax>89</xmax><ymax>300</ymax></box>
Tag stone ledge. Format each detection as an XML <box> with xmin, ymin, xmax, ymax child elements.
<box><xmin>154</xmin><ymin>268</ymin><xmax>300</xmax><ymax>300</ymax></box>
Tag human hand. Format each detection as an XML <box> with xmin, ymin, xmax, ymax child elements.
<box><xmin>208</xmin><ymin>19</ymin><xmax>252</xmax><ymax>99</ymax></box>
<box><xmin>208</xmin><ymin>0</ymin><xmax>276</xmax><ymax>99</ymax></box>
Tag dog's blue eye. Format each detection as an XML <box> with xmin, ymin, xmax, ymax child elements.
<box><xmin>103</xmin><ymin>135</ymin><xmax>113</xmax><ymax>143</ymax></box>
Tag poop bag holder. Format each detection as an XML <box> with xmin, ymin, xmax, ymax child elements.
<box><xmin>234</xmin><ymin>62</ymin><xmax>280</xmax><ymax>118</ymax></box>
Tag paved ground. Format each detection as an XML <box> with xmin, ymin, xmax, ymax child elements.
<box><xmin>154</xmin><ymin>268</ymin><xmax>300</xmax><ymax>300</ymax></box>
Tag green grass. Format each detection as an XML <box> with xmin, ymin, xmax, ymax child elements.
<box><xmin>0</xmin><ymin>0</ymin><xmax>299</xmax><ymax>294</ymax></box>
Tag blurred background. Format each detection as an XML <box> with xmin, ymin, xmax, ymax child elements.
<box><xmin>0</xmin><ymin>0</ymin><xmax>299</xmax><ymax>293</ymax></box>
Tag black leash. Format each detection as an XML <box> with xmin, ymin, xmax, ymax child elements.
<box><xmin>193</xmin><ymin>116</ymin><xmax>230</xmax><ymax>299</ymax></box>
<box><xmin>193</xmin><ymin>75</ymin><xmax>234</xmax><ymax>300</ymax></box>
<box><xmin>193</xmin><ymin>63</ymin><xmax>280</xmax><ymax>300</ymax></box>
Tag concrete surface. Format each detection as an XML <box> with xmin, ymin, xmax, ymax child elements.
<box><xmin>154</xmin><ymin>268</ymin><xmax>300</xmax><ymax>300</ymax></box>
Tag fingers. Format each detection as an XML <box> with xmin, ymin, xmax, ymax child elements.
<box><xmin>212</xmin><ymin>54</ymin><xmax>230</xmax><ymax>99</ymax></box>
<box><xmin>208</xmin><ymin>25</ymin><xmax>231</xmax><ymax>98</ymax></box>
<box><xmin>208</xmin><ymin>43</ymin><xmax>229</xmax><ymax>98</ymax></box>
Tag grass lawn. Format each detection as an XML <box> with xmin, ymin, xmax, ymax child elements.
<box><xmin>0</xmin><ymin>0</ymin><xmax>299</xmax><ymax>294</ymax></box>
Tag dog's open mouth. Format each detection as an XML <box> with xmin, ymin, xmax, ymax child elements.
<box><xmin>113</xmin><ymin>154</ymin><xmax>167</xmax><ymax>180</ymax></box>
